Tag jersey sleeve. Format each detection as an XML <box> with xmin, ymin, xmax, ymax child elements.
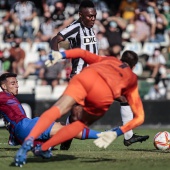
<box><xmin>59</xmin><ymin>25</ymin><xmax>79</xmax><ymax>40</ymax></box>
<box><xmin>120</xmin><ymin>86</ymin><xmax>145</xmax><ymax>133</ymax></box>
<box><xmin>0</xmin><ymin>95</ymin><xmax>27</xmax><ymax>123</ymax></box>
<box><xmin>65</xmin><ymin>48</ymin><xmax>103</xmax><ymax>64</ymax></box>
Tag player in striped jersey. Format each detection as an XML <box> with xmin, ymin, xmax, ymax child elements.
<box><xmin>51</xmin><ymin>0</ymin><xmax>98</xmax><ymax>150</ymax></box>
<box><xmin>51</xmin><ymin>1</ymin><xmax>98</xmax><ymax>78</ymax></box>
<box><xmin>50</xmin><ymin>0</ymin><xmax>149</xmax><ymax>150</ymax></box>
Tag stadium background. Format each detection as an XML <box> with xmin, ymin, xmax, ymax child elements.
<box><xmin>1</xmin><ymin>0</ymin><xmax>170</xmax><ymax>127</ymax></box>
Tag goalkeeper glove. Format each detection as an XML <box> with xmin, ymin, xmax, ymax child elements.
<box><xmin>45</xmin><ymin>51</ymin><xmax>66</xmax><ymax>67</ymax></box>
<box><xmin>93</xmin><ymin>127</ymin><xmax>123</xmax><ymax>149</ymax></box>
<box><xmin>93</xmin><ymin>131</ymin><xmax>117</xmax><ymax>149</ymax></box>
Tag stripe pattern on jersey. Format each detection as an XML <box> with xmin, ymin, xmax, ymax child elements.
<box><xmin>59</xmin><ymin>19</ymin><xmax>98</xmax><ymax>77</ymax></box>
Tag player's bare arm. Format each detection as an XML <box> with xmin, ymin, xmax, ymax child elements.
<box><xmin>50</xmin><ymin>34</ymin><xmax>64</xmax><ymax>51</ymax></box>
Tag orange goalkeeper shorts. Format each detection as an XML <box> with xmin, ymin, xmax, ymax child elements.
<box><xmin>63</xmin><ymin>68</ymin><xmax>114</xmax><ymax>116</ymax></box>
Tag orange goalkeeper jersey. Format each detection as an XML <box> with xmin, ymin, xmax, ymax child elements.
<box><xmin>65</xmin><ymin>48</ymin><xmax>144</xmax><ymax>133</ymax></box>
<box><xmin>65</xmin><ymin>48</ymin><xmax>137</xmax><ymax>98</ymax></box>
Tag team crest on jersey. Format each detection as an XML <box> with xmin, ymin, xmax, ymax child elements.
<box><xmin>83</xmin><ymin>36</ymin><xmax>97</xmax><ymax>45</ymax></box>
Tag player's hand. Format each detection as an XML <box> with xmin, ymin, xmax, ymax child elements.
<box><xmin>93</xmin><ymin>131</ymin><xmax>117</xmax><ymax>149</ymax></box>
<box><xmin>45</xmin><ymin>51</ymin><xmax>63</xmax><ymax>67</ymax></box>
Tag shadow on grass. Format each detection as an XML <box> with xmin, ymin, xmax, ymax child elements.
<box><xmin>0</xmin><ymin>148</ymin><xmax>19</xmax><ymax>151</ymax></box>
<box><xmin>80</xmin><ymin>157</ymin><xmax>116</xmax><ymax>163</ymax></box>
<box><xmin>9</xmin><ymin>154</ymin><xmax>118</xmax><ymax>167</ymax></box>
<box><xmin>10</xmin><ymin>154</ymin><xmax>78</xmax><ymax>167</ymax></box>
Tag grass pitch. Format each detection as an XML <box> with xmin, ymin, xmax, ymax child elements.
<box><xmin>0</xmin><ymin>127</ymin><xmax>170</xmax><ymax>170</ymax></box>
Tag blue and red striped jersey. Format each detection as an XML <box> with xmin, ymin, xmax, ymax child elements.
<box><xmin>0</xmin><ymin>91</ymin><xmax>27</xmax><ymax>130</ymax></box>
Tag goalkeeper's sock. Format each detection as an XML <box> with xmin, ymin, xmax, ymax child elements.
<box><xmin>81</xmin><ymin>128</ymin><xmax>100</xmax><ymax>139</ymax></box>
<box><xmin>41</xmin><ymin>121</ymin><xmax>85</xmax><ymax>151</ymax></box>
<box><xmin>26</xmin><ymin>106</ymin><xmax>61</xmax><ymax>140</ymax></box>
<box><xmin>120</xmin><ymin>103</ymin><xmax>133</xmax><ymax>140</ymax></box>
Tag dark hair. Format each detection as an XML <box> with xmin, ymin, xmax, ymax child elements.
<box><xmin>79</xmin><ymin>0</ymin><xmax>95</xmax><ymax>11</ymax></box>
<box><xmin>0</xmin><ymin>72</ymin><xmax>17</xmax><ymax>86</ymax></box>
<box><xmin>121</xmin><ymin>50</ymin><xmax>138</xmax><ymax>68</ymax></box>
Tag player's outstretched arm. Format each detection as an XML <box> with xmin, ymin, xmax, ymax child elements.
<box><xmin>122</xmin><ymin>87</ymin><xmax>145</xmax><ymax>133</ymax></box>
<box><xmin>45</xmin><ymin>48</ymin><xmax>102</xmax><ymax>67</ymax></box>
<box><xmin>65</xmin><ymin>48</ymin><xmax>102</xmax><ymax>64</ymax></box>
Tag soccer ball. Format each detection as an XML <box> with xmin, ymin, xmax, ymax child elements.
<box><xmin>154</xmin><ymin>131</ymin><xmax>170</xmax><ymax>150</ymax></box>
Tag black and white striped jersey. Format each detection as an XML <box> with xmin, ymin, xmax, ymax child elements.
<box><xmin>58</xmin><ymin>19</ymin><xmax>98</xmax><ymax>77</ymax></box>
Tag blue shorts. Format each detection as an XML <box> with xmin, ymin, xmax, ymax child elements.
<box><xmin>14</xmin><ymin>117</ymin><xmax>55</xmax><ymax>143</ymax></box>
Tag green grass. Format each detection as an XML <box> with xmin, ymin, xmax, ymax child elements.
<box><xmin>1</xmin><ymin>128</ymin><xmax>170</xmax><ymax>170</ymax></box>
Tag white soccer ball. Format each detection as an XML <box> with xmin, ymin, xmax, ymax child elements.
<box><xmin>154</xmin><ymin>131</ymin><xmax>170</xmax><ymax>150</ymax></box>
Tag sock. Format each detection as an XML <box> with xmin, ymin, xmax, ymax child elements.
<box><xmin>66</xmin><ymin>116</ymin><xmax>100</xmax><ymax>140</ymax></box>
<box><xmin>81</xmin><ymin>127</ymin><xmax>100</xmax><ymax>139</ymax></box>
<box><xmin>26</xmin><ymin>106</ymin><xmax>61</xmax><ymax>140</ymax></box>
<box><xmin>120</xmin><ymin>103</ymin><xmax>133</xmax><ymax>140</ymax></box>
<box><xmin>41</xmin><ymin>121</ymin><xmax>85</xmax><ymax>151</ymax></box>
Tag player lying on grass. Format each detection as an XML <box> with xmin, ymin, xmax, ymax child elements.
<box><xmin>0</xmin><ymin>73</ymin><xmax>105</xmax><ymax>150</ymax></box>
<box><xmin>14</xmin><ymin>49</ymin><xmax>145</xmax><ymax>167</ymax></box>
<box><xmin>0</xmin><ymin>73</ymin><xmax>64</xmax><ymax>147</ymax></box>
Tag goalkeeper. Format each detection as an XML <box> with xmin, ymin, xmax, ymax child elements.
<box><xmin>15</xmin><ymin>49</ymin><xmax>145</xmax><ymax>166</ymax></box>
